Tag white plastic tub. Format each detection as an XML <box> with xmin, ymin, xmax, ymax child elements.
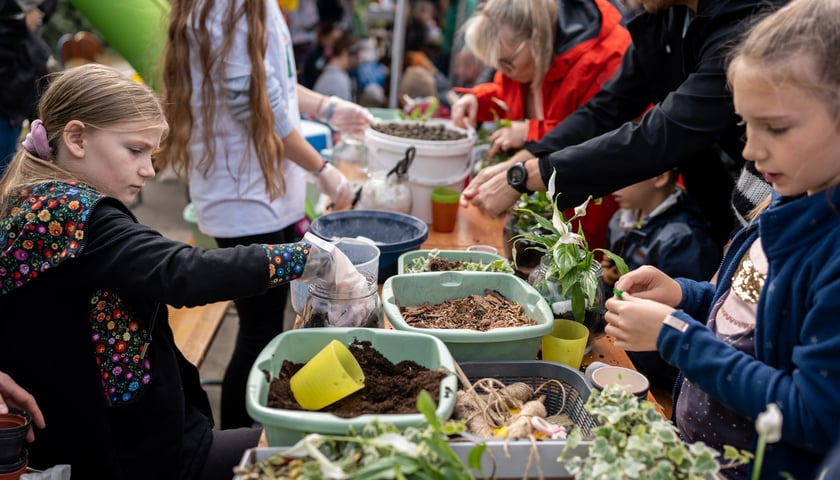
<box><xmin>408</xmin><ymin>163</ymin><xmax>471</xmax><ymax>223</ymax></box>
<box><xmin>365</xmin><ymin>120</ymin><xmax>475</xmax><ymax>180</ymax></box>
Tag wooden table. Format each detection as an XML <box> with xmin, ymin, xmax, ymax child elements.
<box><xmin>420</xmin><ymin>204</ymin><xmax>672</xmax><ymax>416</ymax></box>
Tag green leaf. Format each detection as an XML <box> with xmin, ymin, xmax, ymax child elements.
<box><xmin>466</xmin><ymin>444</ymin><xmax>487</xmax><ymax>472</ymax></box>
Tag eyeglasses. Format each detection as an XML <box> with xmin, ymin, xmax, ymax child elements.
<box><xmin>497</xmin><ymin>40</ymin><xmax>529</xmax><ymax>72</ymax></box>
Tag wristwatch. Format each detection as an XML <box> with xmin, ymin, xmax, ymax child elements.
<box><xmin>506</xmin><ymin>161</ymin><xmax>534</xmax><ymax>195</ymax></box>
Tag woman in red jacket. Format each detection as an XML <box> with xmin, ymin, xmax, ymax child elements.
<box><xmin>452</xmin><ymin>0</ymin><xmax>630</xmax><ymax>249</ymax></box>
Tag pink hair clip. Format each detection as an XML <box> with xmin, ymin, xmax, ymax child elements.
<box><xmin>21</xmin><ymin>119</ymin><xmax>54</xmax><ymax>159</ymax></box>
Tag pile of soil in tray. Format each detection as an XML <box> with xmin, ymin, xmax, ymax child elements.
<box><xmin>399</xmin><ymin>289</ymin><xmax>534</xmax><ymax>331</ymax></box>
<box><xmin>371</xmin><ymin>122</ymin><xmax>467</xmax><ymax>141</ymax></box>
<box><xmin>264</xmin><ymin>340</ymin><xmax>447</xmax><ymax>417</ymax></box>
<box><xmin>426</xmin><ymin>257</ymin><xmax>463</xmax><ymax>271</ymax></box>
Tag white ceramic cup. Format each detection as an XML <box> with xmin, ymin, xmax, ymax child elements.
<box><xmin>586</xmin><ymin>364</ymin><xmax>650</xmax><ymax>397</ymax></box>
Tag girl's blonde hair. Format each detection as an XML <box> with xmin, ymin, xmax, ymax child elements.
<box><xmin>159</xmin><ymin>0</ymin><xmax>287</xmax><ymax>200</ymax></box>
<box><xmin>0</xmin><ymin>64</ymin><xmax>167</xmax><ymax>214</ymax></box>
<box><xmin>728</xmin><ymin>0</ymin><xmax>840</xmax><ymax>219</ymax></box>
<box><xmin>727</xmin><ymin>0</ymin><xmax>840</xmax><ymax>124</ymax></box>
<box><xmin>462</xmin><ymin>0</ymin><xmax>557</xmax><ymax>89</ymax></box>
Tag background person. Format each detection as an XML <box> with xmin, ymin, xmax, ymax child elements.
<box><xmin>461</xmin><ymin>0</ymin><xmax>787</xmax><ymax>251</ymax></box>
<box><xmin>313</xmin><ymin>28</ymin><xmax>358</xmax><ymax>101</ymax></box>
<box><xmin>602</xmin><ymin>168</ymin><xmax>720</xmax><ymax>390</ymax></box>
<box><xmin>605</xmin><ymin>1</ymin><xmax>840</xmax><ymax>477</ymax></box>
<box><xmin>0</xmin><ymin>0</ymin><xmax>57</xmax><ymax>175</ymax></box>
<box><xmin>451</xmin><ymin>0</ymin><xmax>631</xmax><ymax>250</ymax></box>
<box><xmin>160</xmin><ymin>0</ymin><xmax>372</xmax><ymax>430</ymax></box>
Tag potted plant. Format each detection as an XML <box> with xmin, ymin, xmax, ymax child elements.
<box><xmin>502</xmin><ymin>191</ymin><xmax>554</xmax><ymax>279</ymax></box>
<box><xmin>511</xmin><ymin>175</ymin><xmax>628</xmax><ymax>333</ymax></box>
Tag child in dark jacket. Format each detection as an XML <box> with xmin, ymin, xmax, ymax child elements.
<box><xmin>0</xmin><ymin>64</ymin><xmax>362</xmax><ymax>480</ymax></box>
<box><xmin>601</xmin><ymin>169</ymin><xmax>721</xmax><ymax>390</ymax></box>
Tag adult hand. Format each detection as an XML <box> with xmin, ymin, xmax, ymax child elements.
<box><xmin>0</xmin><ymin>371</ymin><xmax>45</xmax><ymax>442</ymax></box>
<box><xmin>451</xmin><ymin>94</ymin><xmax>478</xmax><ymax>129</ymax></box>
<box><xmin>463</xmin><ymin>167</ymin><xmax>522</xmax><ymax>218</ymax></box>
<box><xmin>604</xmin><ymin>294</ymin><xmax>674</xmax><ymax>352</ymax></box>
<box><xmin>312</xmin><ymin>163</ymin><xmax>355</xmax><ymax>210</ymax></box>
<box><xmin>614</xmin><ymin>265</ymin><xmax>682</xmax><ymax>307</ymax></box>
<box><xmin>320</xmin><ymin>96</ymin><xmax>374</xmax><ymax>141</ymax></box>
<box><xmin>460</xmin><ymin>157</ymin><xmax>518</xmax><ymax>207</ymax></box>
<box><xmin>488</xmin><ymin>121</ymin><xmax>528</xmax><ymax>158</ymax></box>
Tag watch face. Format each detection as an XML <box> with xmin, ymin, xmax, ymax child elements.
<box><xmin>508</xmin><ymin>165</ymin><xmax>525</xmax><ymax>184</ymax></box>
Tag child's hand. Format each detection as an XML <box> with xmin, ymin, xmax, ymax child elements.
<box><xmin>614</xmin><ymin>265</ymin><xmax>682</xmax><ymax>307</ymax></box>
<box><xmin>600</xmin><ymin>258</ymin><xmax>621</xmax><ymax>286</ymax></box>
<box><xmin>604</xmin><ymin>294</ymin><xmax>674</xmax><ymax>352</ymax></box>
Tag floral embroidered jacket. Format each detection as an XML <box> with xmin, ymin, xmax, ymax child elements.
<box><xmin>0</xmin><ymin>182</ymin><xmax>310</xmax><ymax>479</ymax></box>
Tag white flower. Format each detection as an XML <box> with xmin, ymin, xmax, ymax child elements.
<box><xmin>573</xmin><ymin>197</ymin><xmax>591</xmax><ymax>219</ymax></box>
<box><xmin>755</xmin><ymin>404</ymin><xmax>782</xmax><ymax>443</ymax></box>
<box><xmin>547</xmin><ymin>170</ymin><xmax>557</xmax><ymax>200</ymax></box>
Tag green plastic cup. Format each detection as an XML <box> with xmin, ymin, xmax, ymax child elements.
<box><xmin>541</xmin><ymin>319</ymin><xmax>589</xmax><ymax>370</ymax></box>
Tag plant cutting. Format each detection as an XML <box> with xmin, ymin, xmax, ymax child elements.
<box><xmin>560</xmin><ymin>384</ymin><xmax>753</xmax><ymax>479</ymax></box>
<box><xmin>512</xmin><ymin>172</ymin><xmax>628</xmax><ymax>324</ymax></box>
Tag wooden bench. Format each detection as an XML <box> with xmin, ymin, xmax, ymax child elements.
<box><xmin>169</xmin><ymin>234</ymin><xmax>232</xmax><ymax>368</ymax></box>
<box><xmin>170</xmin><ymin>301</ymin><xmax>230</xmax><ymax>368</ymax></box>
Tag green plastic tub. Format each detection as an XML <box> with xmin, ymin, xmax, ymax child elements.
<box><xmin>381</xmin><ymin>271</ymin><xmax>553</xmax><ymax>362</ymax></box>
<box><xmin>246</xmin><ymin>328</ymin><xmax>458</xmax><ymax>446</ymax></box>
<box><xmin>182</xmin><ymin>203</ymin><xmax>218</xmax><ymax>249</ymax></box>
<box><xmin>397</xmin><ymin>249</ymin><xmax>510</xmax><ymax>275</ymax></box>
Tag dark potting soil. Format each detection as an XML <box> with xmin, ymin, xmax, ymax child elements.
<box><xmin>371</xmin><ymin>122</ymin><xmax>467</xmax><ymax>141</ymax></box>
<box><xmin>264</xmin><ymin>340</ymin><xmax>447</xmax><ymax>417</ymax></box>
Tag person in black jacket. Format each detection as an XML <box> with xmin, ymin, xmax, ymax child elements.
<box><xmin>461</xmin><ymin>0</ymin><xmax>787</xmax><ymax>249</ymax></box>
<box><xmin>0</xmin><ymin>64</ymin><xmax>364</xmax><ymax>480</ymax></box>
<box><xmin>0</xmin><ymin>0</ymin><xmax>57</xmax><ymax>175</ymax></box>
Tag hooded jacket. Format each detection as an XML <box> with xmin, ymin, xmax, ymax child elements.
<box><xmin>0</xmin><ymin>182</ymin><xmax>310</xmax><ymax>479</ymax></box>
<box><xmin>461</xmin><ymin>0</ymin><xmax>630</xmax><ymax>250</ymax></box>
<box><xmin>662</xmin><ymin>187</ymin><xmax>840</xmax><ymax>479</ymax></box>
<box><xmin>461</xmin><ymin>0</ymin><xmax>630</xmax><ymax>141</ymax></box>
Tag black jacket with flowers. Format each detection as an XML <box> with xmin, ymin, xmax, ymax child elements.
<box><xmin>0</xmin><ymin>182</ymin><xmax>310</xmax><ymax>479</ymax></box>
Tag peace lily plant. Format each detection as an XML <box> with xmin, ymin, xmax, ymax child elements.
<box><xmin>512</xmin><ymin>172</ymin><xmax>628</xmax><ymax>323</ymax></box>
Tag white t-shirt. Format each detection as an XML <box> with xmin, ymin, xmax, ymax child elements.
<box><xmin>186</xmin><ymin>0</ymin><xmax>306</xmax><ymax>238</ymax></box>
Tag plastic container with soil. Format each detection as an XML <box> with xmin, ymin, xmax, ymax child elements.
<box><xmin>381</xmin><ymin>271</ymin><xmax>553</xmax><ymax>362</ymax></box>
<box><xmin>245</xmin><ymin>328</ymin><xmax>458</xmax><ymax>446</ymax></box>
<box><xmin>397</xmin><ymin>249</ymin><xmax>507</xmax><ymax>275</ymax></box>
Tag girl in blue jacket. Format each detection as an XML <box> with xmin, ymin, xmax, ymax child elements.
<box><xmin>603</xmin><ymin>0</ymin><xmax>840</xmax><ymax>478</ymax></box>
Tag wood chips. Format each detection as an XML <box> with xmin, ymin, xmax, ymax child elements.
<box><xmin>398</xmin><ymin>289</ymin><xmax>534</xmax><ymax>331</ymax></box>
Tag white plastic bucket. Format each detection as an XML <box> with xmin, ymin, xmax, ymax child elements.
<box><xmin>408</xmin><ymin>163</ymin><xmax>471</xmax><ymax>224</ymax></box>
<box><xmin>365</xmin><ymin>120</ymin><xmax>475</xmax><ymax>180</ymax></box>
